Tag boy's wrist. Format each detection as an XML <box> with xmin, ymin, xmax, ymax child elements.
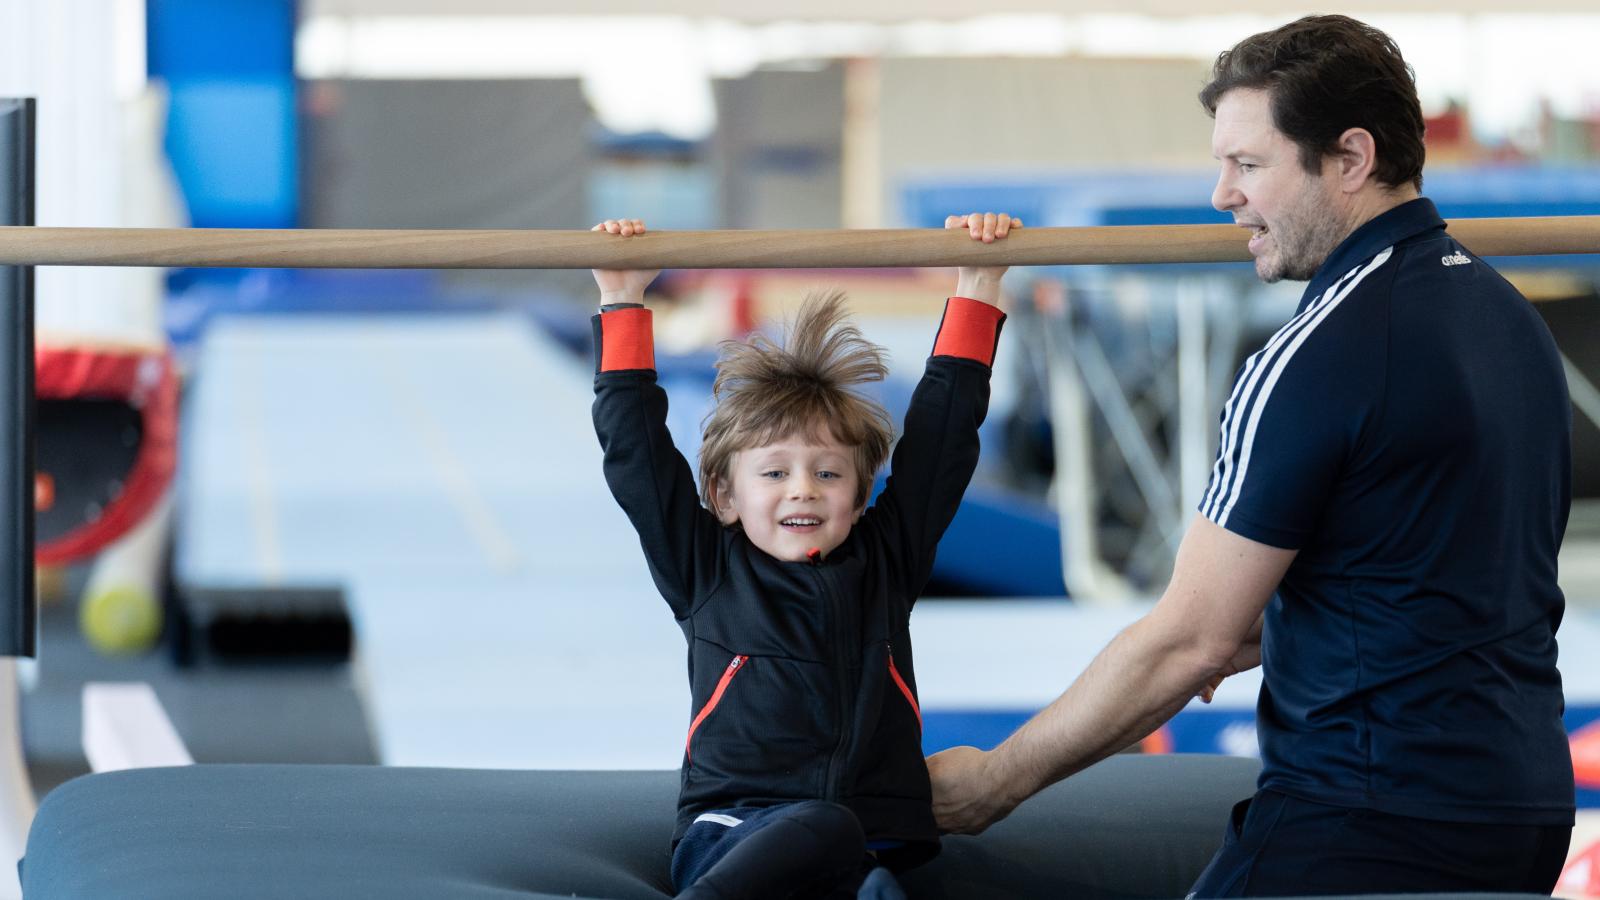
<box><xmin>954</xmin><ymin>273</ymin><xmax>1003</xmax><ymax>305</ymax></box>
<box><xmin>599</xmin><ymin>289</ymin><xmax>644</xmax><ymax>308</ymax></box>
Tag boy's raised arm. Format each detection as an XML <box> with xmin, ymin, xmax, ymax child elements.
<box><xmin>590</xmin><ymin>220</ymin><xmax>722</xmax><ymax>618</ymax></box>
<box><xmin>865</xmin><ymin>213</ymin><xmax>1018</xmax><ymax>595</ymax></box>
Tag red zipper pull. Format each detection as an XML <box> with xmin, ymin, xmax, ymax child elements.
<box><xmin>807</xmin><ymin>547</ymin><xmax>822</xmax><ymax>564</ymax></box>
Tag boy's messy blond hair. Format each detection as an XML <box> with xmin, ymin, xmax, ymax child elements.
<box><xmin>700</xmin><ymin>290</ymin><xmax>894</xmax><ymax>512</ymax></box>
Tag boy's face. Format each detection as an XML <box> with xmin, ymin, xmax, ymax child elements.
<box><xmin>714</xmin><ymin>431</ymin><xmax>865</xmax><ymax>563</ymax></box>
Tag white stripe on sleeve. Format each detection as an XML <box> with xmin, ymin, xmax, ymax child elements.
<box><xmin>1201</xmin><ymin>264</ymin><xmax>1363</xmax><ymax>518</ymax></box>
<box><xmin>1207</xmin><ymin>248</ymin><xmax>1394</xmax><ymax>527</ymax></box>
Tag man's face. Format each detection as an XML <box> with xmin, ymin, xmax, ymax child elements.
<box><xmin>714</xmin><ymin>431</ymin><xmax>864</xmax><ymax>563</ymax></box>
<box><xmin>1211</xmin><ymin>88</ymin><xmax>1350</xmax><ymax>283</ymax></box>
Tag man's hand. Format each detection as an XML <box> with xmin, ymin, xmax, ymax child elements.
<box><xmin>945</xmin><ymin>213</ymin><xmax>1021</xmax><ymax>305</ymax></box>
<box><xmin>591</xmin><ymin>219</ymin><xmax>661</xmax><ymax>305</ymax></box>
<box><xmin>927</xmin><ymin>744</ymin><xmax>1020</xmax><ymax>835</ymax></box>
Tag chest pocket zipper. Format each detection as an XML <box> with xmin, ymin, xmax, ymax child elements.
<box><xmin>686</xmin><ymin>654</ymin><xmax>748</xmax><ymax>761</ymax></box>
<box><xmin>887</xmin><ymin>647</ymin><xmax>922</xmax><ymax>731</ymax></box>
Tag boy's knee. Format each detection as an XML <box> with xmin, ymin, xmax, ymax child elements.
<box><xmin>786</xmin><ymin>800</ymin><xmax>865</xmax><ymax>848</ymax></box>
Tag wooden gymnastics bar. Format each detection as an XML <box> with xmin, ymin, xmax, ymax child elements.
<box><xmin>0</xmin><ymin>216</ymin><xmax>1597</xmax><ymax>269</ymax></box>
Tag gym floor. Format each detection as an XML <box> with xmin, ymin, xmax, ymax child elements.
<box><xmin>22</xmin><ymin>567</ymin><xmax>375</xmax><ymax>798</ymax></box>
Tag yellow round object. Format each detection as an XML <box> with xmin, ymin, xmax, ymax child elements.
<box><xmin>80</xmin><ymin>585</ymin><xmax>162</xmax><ymax>655</ymax></box>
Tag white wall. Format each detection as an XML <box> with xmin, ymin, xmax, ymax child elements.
<box><xmin>0</xmin><ymin>0</ymin><xmax>181</xmax><ymax>349</ymax></box>
<box><xmin>876</xmin><ymin>56</ymin><xmax>1217</xmax><ymax>225</ymax></box>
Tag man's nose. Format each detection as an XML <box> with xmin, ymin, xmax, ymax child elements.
<box><xmin>1212</xmin><ymin>172</ymin><xmax>1241</xmax><ymax>212</ymax></box>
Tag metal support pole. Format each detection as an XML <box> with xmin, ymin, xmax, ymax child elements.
<box><xmin>1039</xmin><ymin>281</ymin><xmax>1134</xmax><ymax>604</ymax></box>
<box><xmin>1176</xmin><ymin>278</ymin><xmax>1210</xmax><ymax>519</ymax></box>
<box><xmin>0</xmin><ymin>99</ymin><xmax>34</xmax><ymax>659</ymax></box>
<box><xmin>0</xmin><ymin>96</ymin><xmax>38</xmax><ymax>900</ymax></box>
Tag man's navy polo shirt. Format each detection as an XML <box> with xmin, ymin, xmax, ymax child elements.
<box><xmin>1200</xmin><ymin>198</ymin><xmax>1575</xmax><ymax>824</ymax></box>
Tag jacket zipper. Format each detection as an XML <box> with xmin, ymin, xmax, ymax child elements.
<box><xmin>685</xmin><ymin>654</ymin><xmax>748</xmax><ymax>762</ymax></box>
<box><xmin>811</xmin><ymin>560</ymin><xmax>852</xmax><ymax>801</ymax></box>
<box><xmin>887</xmin><ymin>646</ymin><xmax>923</xmax><ymax>731</ymax></box>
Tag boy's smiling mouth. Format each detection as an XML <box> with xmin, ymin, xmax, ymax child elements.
<box><xmin>781</xmin><ymin>516</ymin><xmax>822</xmax><ymax>531</ymax></box>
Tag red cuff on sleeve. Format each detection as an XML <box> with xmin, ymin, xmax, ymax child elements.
<box><xmin>932</xmin><ymin>296</ymin><xmax>1005</xmax><ymax>366</ymax></box>
<box><xmin>599</xmin><ymin>307</ymin><xmax>655</xmax><ymax>372</ymax></box>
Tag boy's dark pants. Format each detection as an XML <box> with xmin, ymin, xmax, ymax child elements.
<box><xmin>672</xmin><ymin>801</ymin><xmax>876</xmax><ymax>900</ymax></box>
<box><xmin>1188</xmin><ymin>789</ymin><xmax>1571</xmax><ymax>897</ymax></box>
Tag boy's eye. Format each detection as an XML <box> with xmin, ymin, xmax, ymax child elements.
<box><xmin>816</xmin><ymin>471</ymin><xmax>839</xmax><ymax>480</ymax></box>
<box><xmin>760</xmin><ymin>470</ymin><xmax>785</xmax><ymax>480</ymax></box>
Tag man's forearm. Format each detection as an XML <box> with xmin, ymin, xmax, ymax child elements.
<box><xmin>930</xmin><ymin>517</ymin><xmax>1290</xmax><ymax>835</ymax></box>
<box><xmin>988</xmin><ymin>615</ymin><xmax>1223</xmax><ymax>804</ymax></box>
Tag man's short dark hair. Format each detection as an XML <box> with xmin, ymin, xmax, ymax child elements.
<box><xmin>1199</xmin><ymin>15</ymin><xmax>1426</xmax><ymax>191</ymax></box>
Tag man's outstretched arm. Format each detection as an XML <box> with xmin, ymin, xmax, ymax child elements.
<box><xmin>929</xmin><ymin>514</ymin><xmax>1294</xmax><ymax>834</ymax></box>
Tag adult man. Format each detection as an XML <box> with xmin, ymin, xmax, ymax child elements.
<box><xmin>928</xmin><ymin>15</ymin><xmax>1575</xmax><ymax>895</ymax></box>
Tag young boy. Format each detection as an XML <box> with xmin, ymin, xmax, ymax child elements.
<box><xmin>590</xmin><ymin>214</ymin><xmax>1018</xmax><ymax>899</ymax></box>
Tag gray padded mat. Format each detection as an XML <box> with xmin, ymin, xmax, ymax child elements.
<box><xmin>22</xmin><ymin>755</ymin><xmax>1251</xmax><ymax>899</ymax></box>
<box><xmin>18</xmin><ymin>755</ymin><xmax>1556</xmax><ymax>899</ymax></box>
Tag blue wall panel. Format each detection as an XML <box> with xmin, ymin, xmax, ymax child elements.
<box><xmin>148</xmin><ymin>0</ymin><xmax>298</xmax><ymax>229</ymax></box>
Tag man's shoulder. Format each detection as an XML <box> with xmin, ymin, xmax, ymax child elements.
<box><xmin>1242</xmin><ymin>264</ymin><xmax>1390</xmax><ymax>414</ymax></box>
<box><xmin>1384</xmin><ymin>231</ymin><xmax>1529</xmax><ymax>318</ymax></box>
<box><xmin>1287</xmin><ymin>252</ymin><xmax>1395</xmax><ymax>353</ymax></box>
<box><xmin>1390</xmin><ymin>228</ymin><xmax>1516</xmax><ymax>284</ymax></box>
<box><xmin>1306</xmin><ymin>231</ymin><xmax>1513</xmax><ymax>336</ymax></box>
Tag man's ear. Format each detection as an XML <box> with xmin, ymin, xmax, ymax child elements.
<box><xmin>1332</xmin><ymin>126</ymin><xmax>1378</xmax><ymax>193</ymax></box>
<box><xmin>710</xmin><ymin>478</ymin><xmax>739</xmax><ymax>525</ymax></box>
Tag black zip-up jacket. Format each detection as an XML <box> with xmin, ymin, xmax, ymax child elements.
<box><xmin>591</xmin><ymin>297</ymin><xmax>1005</xmax><ymax>870</ymax></box>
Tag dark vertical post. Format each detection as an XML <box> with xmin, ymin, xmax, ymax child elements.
<box><xmin>0</xmin><ymin>99</ymin><xmax>36</xmax><ymax>658</ymax></box>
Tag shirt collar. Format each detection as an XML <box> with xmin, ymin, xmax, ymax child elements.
<box><xmin>1299</xmin><ymin>197</ymin><xmax>1445</xmax><ymax>312</ymax></box>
